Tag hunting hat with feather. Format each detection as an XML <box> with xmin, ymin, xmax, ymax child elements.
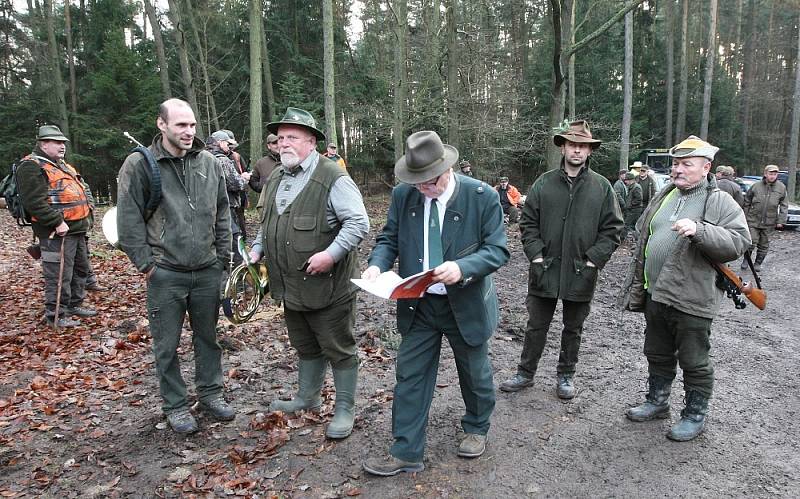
<box><xmin>553</xmin><ymin>119</ymin><xmax>601</xmax><ymax>148</ymax></box>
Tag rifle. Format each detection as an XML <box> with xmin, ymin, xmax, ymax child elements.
<box><xmin>710</xmin><ymin>259</ymin><xmax>766</xmax><ymax>310</ymax></box>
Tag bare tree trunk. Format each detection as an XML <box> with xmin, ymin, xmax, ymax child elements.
<box><xmin>323</xmin><ymin>0</ymin><xmax>337</xmax><ymax>145</ymax></box>
<box><xmin>620</xmin><ymin>4</ymin><xmax>633</xmax><ymax>171</ymax></box>
<box><xmin>700</xmin><ymin>0</ymin><xmax>718</xmax><ymax>140</ymax></box>
<box><xmin>567</xmin><ymin>0</ymin><xmax>576</xmax><ymax>119</ymax></box>
<box><xmin>249</xmin><ymin>0</ymin><xmax>262</xmax><ymax>161</ymax></box>
<box><xmin>43</xmin><ymin>0</ymin><xmax>69</xmax><ymax>138</ymax></box>
<box><xmin>143</xmin><ymin>0</ymin><xmax>171</xmax><ymax>99</ymax></box>
<box><xmin>741</xmin><ymin>0</ymin><xmax>756</xmax><ymax>149</ymax></box>
<box><xmin>787</xmin><ymin>12</ymin><xmax>800</xmax><ymax>202</ymax></box>
<box><xmin>392</xmin><ymin>0</ymin><xmax>408</xmax><ymax>161</ymax></box>
<box><xmin>734</xmin><ymin>0</ymin><xmax>743</xmax><ymax>78</ymax></box>
<box><xmin>65</xmin><ymin>0</ymin><xmax>77</xmax><ymax>116</ymax></box>
<box><xmin>261</xmin><ymin>21</ymin><xmax>275</xmax><ymax>120</ymax></box>
<box><xmin>183</xmin><ymin>0</ymin><xmax>218</xmax><ymax>132</ymax></box>
<box><xmin>664</xmin><ymin>0</ymin><xmax>674</xmax><ymax>146</ymax></box>
<box><xmin>166</xmin><ymin>0</ymin><xmax>203</xmax><ymax>138</ymax></box>
<box><xmin>675</xmin><ymin>0</ymin><xmax>688</xmax><ymax>142</ymax></box>
<box><xmin>446</xmin><ymin>0</ymin><xmax>459</xmax><ymax>153</ymax></box>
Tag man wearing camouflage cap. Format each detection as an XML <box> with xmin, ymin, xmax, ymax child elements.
<box><xmin>620</xmin><ymin>135</ymin><xmax>750</xmax><ymax>442</ymax></box>
<box><xmin>741</xmin><ymin>164</ymin><xmax>787</xmax><ymax>271</ymax></box>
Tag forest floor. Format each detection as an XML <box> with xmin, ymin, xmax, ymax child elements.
<box><xmin>1</xmin><ymin>198</ymin><xmax>798</xmax><ymax>498</ymax></box>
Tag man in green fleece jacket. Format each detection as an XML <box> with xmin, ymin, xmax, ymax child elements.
<box><xmin>117</xmin><ymin>98</ymin><xmax>234</xmax><ymax>434</ymax></box>
<box><xmin>620</xmin><ymin>135</ymin><xmax>750</xmax><ymax>442</ymax></box>
<box><xmin>500</xmin><ymin>120</ymin><xmax>623</xmax><ymax>399</ymax></box>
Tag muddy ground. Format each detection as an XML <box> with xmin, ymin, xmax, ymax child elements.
<box><xmin>1</xmin><ymin>199</ymin><xmax>798</xmax><ymax>498</ymax></box>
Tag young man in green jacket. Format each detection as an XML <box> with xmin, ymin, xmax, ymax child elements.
<box><xmin>117</xmin><ymin>98</ymin><xmax>234</xmax><ymax>434</ymax></box>
<box><xmin>500</xmin><ymin>120</ymin><xmax>623</xmax><ymax>399</ymax></box>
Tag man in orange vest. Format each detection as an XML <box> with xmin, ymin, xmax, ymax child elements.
<box><xmin>17</xmin><ymin>125</ymin><xmax>96</xmax><ymax>328</ymax></box>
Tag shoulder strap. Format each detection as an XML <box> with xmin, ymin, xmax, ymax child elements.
<box><xmin>131</xmin><ymin>146</ymin><xmax>161</xmax><ymax>220</ymax></box>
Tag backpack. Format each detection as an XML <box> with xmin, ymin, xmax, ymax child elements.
<box><xmin>0</xmin><ymin>163</ymin><xmax>31</xmax><ymax>226</ymax></box>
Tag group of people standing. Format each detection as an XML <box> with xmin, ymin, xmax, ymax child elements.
<box><xmin>18</xmin><ymin>102</ymin><xmax>778</xmax><ymax>476</ymax></box>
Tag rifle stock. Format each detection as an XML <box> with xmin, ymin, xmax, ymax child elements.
<box><xmin>713</xmin><ymin>262</ymin><xmax>766</xmax><ymax>310</ymax></box>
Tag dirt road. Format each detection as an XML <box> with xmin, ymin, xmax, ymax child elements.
<box><xmin>1</xmin><ymin>204</ymin><xmax>798</xmax><ymax>497</ymax></box>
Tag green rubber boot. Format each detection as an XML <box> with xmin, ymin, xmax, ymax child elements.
<box><xmin>325</xmin><ymin>365</ymin><xmax>358</xmax><ymax>439</ymax></box>
<box><xmin>269</xmin><ymin>357</ymin><xmax>326</xmax><ymax>413</ymax></box>
<box><xmin>626</xmin><ymin>374</ymin><xmax>672</xmax><ymax>422</ymax></box>
<box><xmin>667</xmin><ymin>390</ymin><xmax>709</xmax><ymax>442</ymax></box>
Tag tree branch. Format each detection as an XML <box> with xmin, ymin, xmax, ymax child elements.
<box><xmin>565</xmin><ymin>0</ymin><xmax>645</xmax><ymax>59</ymax></box>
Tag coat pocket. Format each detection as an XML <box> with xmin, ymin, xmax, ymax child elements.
<box><xmin>528</xmin><ymin>256</ymin><xmax>555</xmax><ymax>291</ymax></box>
<box><xmin>570</xmin><ymin>258</ymin><xmax>598</xmax><ymax>297</ymax></box>
<box><xmin>292</xmin><ymin>215</ymin><xmax>318</xmax><ymax>252</ymax></box>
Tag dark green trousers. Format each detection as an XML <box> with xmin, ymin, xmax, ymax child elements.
<box><xmin>518</xmin><ymin>295</ymin><xmax>591</xmax><ymax>378</ymax></box>
<box><xmin>147</xmin><ymin>264</ymin><xmax>224</xmax><ymax>413</ymax></box>
<box><xmin>644</xmin><ymin>295</ymin><xmax>714</xmax><ymax>398</ymax></box>
<box><xmin>284</xmin><ymin>298</ymin><xmax>358</xmax><ymax>369</ymax></box>
<box><xmin>390</xmin><ymin>294</ymin><xmax>495</xmax><ymax>462</ymax></box>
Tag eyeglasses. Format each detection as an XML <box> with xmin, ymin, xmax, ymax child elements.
<box><xmin>415</xmin><ymin>175</ymin><xmax>441</xmax><ymax>188</ymax></box>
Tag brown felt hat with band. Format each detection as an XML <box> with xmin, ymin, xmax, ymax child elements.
<box><xmin>553</xmin><ymin>120</ymin><xmax>601</xmax><ymax>148</ymax></box>
<box><xmin>394</xmin><ymin>131</ymin><xmax>459</xmax><ymax>184</ymax></box>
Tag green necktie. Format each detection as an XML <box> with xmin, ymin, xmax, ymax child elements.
<box><xmin>428</xmin><ymin>199</ymin><xmax>443</xmax><ymax>268</ymax></box>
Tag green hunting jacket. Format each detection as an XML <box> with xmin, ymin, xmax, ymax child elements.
<box><xmin>619</xmin><ymin>174</ymin><xmax>751</xmax><ymax>319</ymax></box>
<box><xmin>743</xmin><ymin>178</ymin><xmax>788</xmax><ymax>229</ymax></box>
<box><xmin>116</xmin><ymin>134</ymin><xmax>231</xmax><ymax>274</ymax></box>
<box><xmin>520</xmin><ymin>160</ymin><xmax>624</xmax><ymax>302</ymax></box>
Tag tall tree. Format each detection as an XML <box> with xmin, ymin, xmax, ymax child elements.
<box><xmin>567</xmin><ymin>0</ymin><xmax>575</xmax><ymax>119</ymax></box>
<box><xmin>547</xmin><ymin>0</ymin><xmax>645</xmax><ymax>168</ymax></box>
<box><xmin>675</xmin><ymin>0</ymin><xmax>688</xmax><ymax>142</ymax></box>
<box><xmin>249</xmin><ymin>0</ymin><xmax>262</xmax><ymax>161</ymax></box>
<box><xmin>166</xmin><ymin>0</ymin><xmax>203</xmax><ymax>138</ymax></box>
<box><xmin>700</xmin><ymin>0</ymin><xmax>718</xmax><ymax>140</ymax></box>
<box><xmin>394</xmin><ymin>0</ymin><xmax>408</xmax><ymax>160</ymax></box>
<box><xmin>183</xmin><ymin>0</ymin><xmax>218</xmax><ymax>132</ymax></box>
<box><xmin>740</xmin><ymin>0</ymin><xmax>756</xmax><ymax>149</ymax></box>
<box><xmin>43</xmin><ymin>0</ymin><xmax>69</xmax><ymax>137</ymax></box>
<box><xmin>261</xmin><ymin>20</ymin><xmax>275</xmax><ymax>120</ymax></box>
<box><xmin>664</xmin><ymin>0</ymin><xmax>674</xmax><ymax>146</ymax></box>
<box><xmin>620</xmin><ymin>3</ymin><xmax>633</xmax><ymax>171</ymax></box>
<box><xmin>787</xmin><ymin>12</ymin><xmax>800</xmax><ymax>202</ymax></box>
<box><xmin>322</xmin><ymin>0</ymin><xmax>336</xmax><ymax>145</ymax></box>
<box><xmin>143</xmin><ymin>0</ymin><xmax>171</xmax><ymax>99</ymax></box>
<box><xmin>65</xmin><ymin>0</ymin><xmax>77</xmax><ymax>116</ymax></box>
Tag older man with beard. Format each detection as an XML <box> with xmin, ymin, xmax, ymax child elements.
<box><xmin>249</xmin><ymin>107</ymin><xmax>369</xmax><ymax>439</ymax></box>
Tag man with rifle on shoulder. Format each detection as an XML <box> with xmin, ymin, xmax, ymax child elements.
<box><xmin>619</xmin><ymin>135</ymin><xmax>750</xmax><ymax>442</ymax></box>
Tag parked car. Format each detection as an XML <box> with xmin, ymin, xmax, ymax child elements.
<box><xmin>738</xmin><ymin>175</ymin><xmax>800</xmax><ymax>230</ymax></box>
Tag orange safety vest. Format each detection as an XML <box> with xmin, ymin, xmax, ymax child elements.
<box><xmin>25</xmin><ymin>154</ymin><xmax>90</xmax><ymax>222</ymax></box>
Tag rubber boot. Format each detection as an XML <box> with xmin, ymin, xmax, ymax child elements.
<box><xmin>269</xmin><ymin>357</ymin><xmax>326</xmax><ymax>413</ymax></box>
<box><xmin>626</xmin><ymin>374</ymin><xmax>672</xmax><ymax>422</ymax></box>
<box><xmin>326</xmin><ymin>365</ymin><xmax>358</xmax><ymax>439</ymax></box>
<box><xmin>667</xmin><ymin>390</ymin><xmax>709</xmax><ymax>442</ymax></box>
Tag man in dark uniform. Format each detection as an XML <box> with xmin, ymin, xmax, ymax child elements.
<box><xmin>250</xmin><ymin>133</ymin><xmax>280</xmax><ymax>193</ymax></box>
<box><xmin>361</xmin><ymin>131</ymin><xmax>509</xmax><ymax>476</ymax></box>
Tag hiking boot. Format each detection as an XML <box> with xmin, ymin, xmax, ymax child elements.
<box><xmin>667</xmin><ymin>390</ymin><xmax>709</xmax><ymax>442</ymax></box>
<box><xmin>326</xmin><ymin>366</ymin><xmax>357</xmax><ymax>439</ymax></box>
<box><xmin>626</xmin><ymin>374</ymin><xmax>672</xmax><ymax>422</ymax></box>
<box><xmin>199</xmin><ymin>396</ymin><xmax>235</xmax><ymax>421</ymax></box>
<box><xmin>45</xmin><ymin>315</ymin><xmax>81</xmax><ymax>328</ymax></box>
<box><xmin>753</xmin><ymin>262</ymin><xmax>762</xmax><ymax>272</ymax></box>
<box><xmin>556</xmin><ymin>374</ymin><xmax>576</xmax><ymax>400</ymax></box>
<box><xmin>269</xmin><ymin>357</ymin><xmax>326</xmax><ymax>413</ymax></box>
<box><xmin>167</xmin><ymin>408</ymin><xmax>198</xmax><ymax>434</ymax></box>
<box><xmin>86</xmin><ymin>282</ymin><xmax>108</xmax><ymax>292</ymax></box>
<box><xmin>740</xmin><ymin>259</ymin><xmax>749</xmax><ymax>270</ymax></box>
<box><xmin>499</xmin><ymin>373</ymin><xmax>534</xmax><ymax>393</ymax></box>
<box><xmin>363</xmin><ymin>453</ymin><xmax>424</xmax><ymax>476</ymax></box>
<box><xmin>457</xmin><ymin>433</ymin><xmax>487</xmax><ymax>458</ymax></box>
<box><xmin>65</xmin><ymin>306</ymin><xmax>97</xmax><ymax>318</ymax></box>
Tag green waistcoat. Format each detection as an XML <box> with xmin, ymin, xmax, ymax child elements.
<box><xmin>261</xmin><ymin>158</ymin><xmax>357</xmax><ymax>311</ymax></box>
